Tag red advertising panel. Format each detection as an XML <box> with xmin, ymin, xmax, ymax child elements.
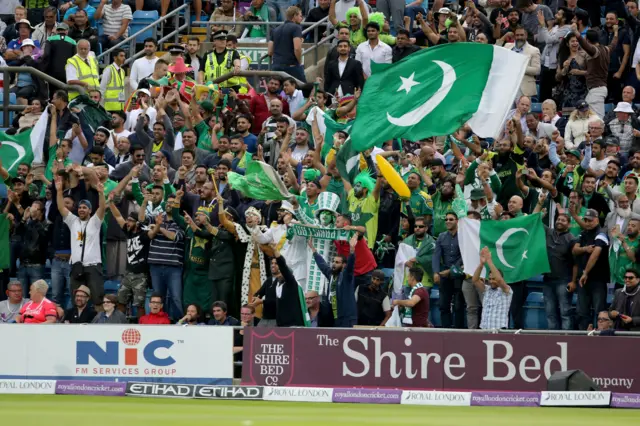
<box><xmin>242</xmin><ymin>329</ymin><xmax>639</xmax><ymax>393</ymax></box>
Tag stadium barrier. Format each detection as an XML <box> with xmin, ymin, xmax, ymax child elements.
<box><xmin>0</xmin><ymin>325</ymin><xmax>233</xmax><ymax>384</ymax></box>
<box><xmin>1</xmin><ymin>379</ymin><xmax>640</xmax><ymax>408</ymax></box>
<box><xmin>240</xmin><ymin>328</ymin><xmax>640</xmax><ymax>393</ymax></box>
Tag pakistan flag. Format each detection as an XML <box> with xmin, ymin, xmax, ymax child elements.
<box><xmin>0</xmin><ymin>111</ymin><xmax>48</xmax><ymax>177</ymax></box>
<box><xmin>458</xmin><ymin>214</ymin><xmax>550</xmax><ymax>284</ymax></box>
<box><xmin>350</xmin><ymin>43</ymin><xmax>528</xmax><ymax>151</ymax></box>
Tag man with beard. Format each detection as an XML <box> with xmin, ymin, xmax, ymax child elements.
<box><xmin>403</xmin><ymin>171</ymin><xmax>433</xmax><ymax>225</ymax></box>
<box><xmin>573</xmin><ymin>209</ymin><xmax>611</xmax><ymax>329</ymax></box>
<box><xmin>597</xmin><ymin>159</ymin><xmax>621</xmax><ymax>204</ymax></box>
<box><xmin>260</xmin><ymin>98</ymin><xmax>296</xmax><ymax>143</ymax></box>
<box><xmin>251</xmin><ymin>259</ymin><xmax>281</xmax><ymax>327</ymax></box>
<box><xmin>62</xmin><ymin>285</ymin><xmax>96</xmax><ymax>323</ymax></box>
<box><xmin>537</xmin><ymin>7</ymin><xmax>573</xmax><ymax>103</ymax></box>
<box><xmin>609</xmin><ymin>217</ymin><xmax>640</xmax><ymax>290</ymax></box>
<box><xmin>130</xmin><ymin>38</ymin><xmax>159</xmax><ymax>91</ymax></box>
<box><xmin>501</xmin><ymin>26</ymin><xmax>541</xmax><ymax>100</ymax></box>
<box><xmin>587</xmin><ymin>138</ymin><xmax>612</xmax><ymax>177</ymax></box>
<box><xmin>430</xmin><ymin>178</ymin><xmax>457</xmax><ymax>238</ymax></box>
<box><xmin>493</xmin><ymin>118</ymin><xmax>527</xmax><ymax>208</ymax></box>
<box><xmin>92</xmin><ymin>127</ymin><xmax>116</xmax><ymax>167</ymax></box>
<box><xmin>492</xmin><ymin>7</ymin><xmax>520</xmax><ymax>42</ymax></box>
<box><xmin>219</xmin><ymin>197</ymin><xmax>269</xmax><ymax>317</ymax></box>
<box><xmin>261</xmin><ymin>118</ymin><xmax>291</xmax><ymax>168</ymax></box>
<box><xmin>604</xmin><ymin>194</ymin><xmax>640</xmax><ymax>236</ymax></box>
<box><xmin>396</xmin><ymin>216</ymin><xmax>432</xmax><ymax>298</ymax></box>
<box><xmin>230</xmin><ymin>135</ymin><xmax>252</xmax><ymax>175</ymax></box>
<box><xmin>250</xmin><ymin>77</ymin><xmax>291</xmax><ymax>133</ymax></box>
<box><xmin>428</xmin><ymin>159</ymin><xmax>456</xmax><ymax>193</ymax></box>
<box><xmin>343</xmin><ymin>171</ymin><xmax>381</xmax><ymax>249</ymax></box>
<box><xmin>577</xmin><ymin>174</ymin><xmax>611</xmax><ymax>223</ymax></box>
<box><xmin>433</xmin><ymin>212</ymin><xmax>465</xmax><ymax>328</ymax></box>
<box><xmin>173</xmin><ymin>191</ymin><xmax>216</xmax><ymax>313</ymax></box>
<box><xmin>419</xmin><ymin>11</ymin><xmax>467</xmax><ymax>46</ymax></box>
<box><xmin>109</xmin><ymin>110</ymin><xmax>132</xmax><ymax>151</ymax></box>
<box><xmin>171</xmin><ymin>129</ymin><xmax>212</xmax><ymax>170</ymax></box>
<box><xmin>310</xmin><ymin>234</ymin><xmax>358</xmax><ymax>327</ymax></box>
<box><xmin>106</xmin><ymin>192</ymin><xmax>147</xmax><ymax>316</ymax></box>
<box><xmin>356</xmin><ymin>270</ymin><xmax>391</xmax><ymax>326</ymax></box>
<box><xmin>541</xmin><ymin>211</ymin><xmax>578</xmax><ymax>330</ymax></box>
<box><xmin>325</xmin><ymin>39</ymin><xmax>364</xmax><ymax>96</ymax></box>
<box><xmin>204</xmin><ymin>135</ymin><xmax>233</xmax><ymax>169</ymax></box>
<box><xmin>599</xmin><ymin>12</ymin><xmax>630</xmax><ymax>104</ymax></box>
<box><xmin>525</xmin><ymin>113</ymin><xmax>557</xmax><ymax>140</ymax></box>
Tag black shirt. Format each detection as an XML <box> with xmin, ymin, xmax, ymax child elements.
<box><xmin>123</xmin><ymin>226</ymin><xmax>151</xmax><ymax>274</ymax></box>
<box><xmin>392</xmin><ymin>44</ymin><xmax>420</xmax><ymax>63</ymax></box>
<box><xmin>63</xmin><ymin>306</ymin><xmax>97</xmax><ymax>323</ymax></box>
<box><xmin>271</xmin><ymin>20</ymin><xmax>303</xmax><ymax>66</ymax></box>
<box><xmin>306</xmin><ymin>6</ymin><xmax>329</xmax><ymax>37</ymax></box>
<box><xmin>577</xmin><ymin>226</ymin><xmax>610</xmax><ymax>282</ymax></box>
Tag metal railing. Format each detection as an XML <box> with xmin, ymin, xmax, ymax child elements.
<box><xmin>193</xmin><ymin>16</ymin><xmax>330</xmax><ymax>68</ymax></box>
<box><xmin>97</xmin><ymin>3</ymin><xmax>191</xmax><ymax>66</ymax></box>
<box><xmin>0</xmin><ymin>66</ymin><xmax>85</xmax><ymax>125</ymax></box>
<box><xmin>211</xmin><ymin>70</ymin><xmax>305</xmax><ymax>88</ymax></box>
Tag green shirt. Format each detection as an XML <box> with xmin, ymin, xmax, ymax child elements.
<box><xmin>402</xmin><ymin>189</ymin><xmax>433</xmax><ymax>218</ymax></box>
<box><xmin>569</xmin><ymin>206</ymin><xmax>587</xmax><ymax>236</ymax></box>
<box><xmin>296</xmin><ymin>194</ymin><xmax>318</xmax><ymax>219</ymax></box>
<box><xmin>195</xmin><ymin>121</ymin><xmax>215</xmax><ymax>152</ymax></box>
<box><xmin>432</xmin><ymin>192</ymin><xmax>453</xmax><ymax>238</ymax></box>
<box><xmin>610</xmin><ymin>236</ymin><xmax>640</xmax><ymax>285</ymax></box>
<box><xmin>325</xmin><ymin>177</ymin><xmax>348</xmax><ymax>214</ymax></box>
<box><xmin>347</xmin><ymin>189</ymin><xmax>379</xmax><ymax>249</ymax></box>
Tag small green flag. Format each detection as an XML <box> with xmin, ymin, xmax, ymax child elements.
<box><xmin>68</xmin><ymin>95</ymin><xmax>112</xmax><ymax>132</ymax></box>
<box><xmin>227</xmin><ymin>161</ymin><xmax>292</xmax><ymax>201</ymax></box>
<box><xmin>335</xmin><ymin>138</ymin><xmax>360</xmax><ymax>184</ymax></box>
<box><xmin>349</xmin><ymin>43</ymin><xmax>528</xmax><ymax>151</ymax></box>
<box><xmin>459</xmin><ymin>214</ymin><xmax>550</xmax><ymax>283</ymax></box>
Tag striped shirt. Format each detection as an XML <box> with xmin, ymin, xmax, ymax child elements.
<box><xmin>480</xmin><ymin>284</ymin><xmax>513</xmax><ymax>330</ymax></box>
<box><xmin>101</xmin><ymin>3</ymin><xmax>133</xmax><ymax>37</ymax></box>
<box><xmin>148</xmin><ymin>220</ymin><xmax>185</xmax><ymax>267</ymax></box>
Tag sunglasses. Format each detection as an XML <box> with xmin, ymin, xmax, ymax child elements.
<box><xmin>415</xmin><ymin>225</ymin><xmax>426</xmax><ymax>229</ymax></box>
<box><xmin>624</xmin><ymin>276</ymin><xmax>637</xmax><ymax>280</ymax></box>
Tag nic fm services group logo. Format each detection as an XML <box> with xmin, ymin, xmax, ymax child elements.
<box><xmin>75</xmin><ymin>328</ymin><xmax>178</xmax><ymax>377</ymax></box>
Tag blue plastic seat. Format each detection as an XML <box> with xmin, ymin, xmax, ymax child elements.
<box><xmin>531</xmin><ymin>102</ymin><xmax>542</xmax><ymax>114</ymax></box>
<box><xmin>526</xmin><ymin>291</ymin><xmax>544</xmax><ymax>307</ymax></box>
<box><xmin>0</xmin><ymin>92</ymin><xmax>17</xmax><ymax>127</ymax></box>
<box><xmin>130</xmin><ymin>11</ymin><xmax>159</xmax><ymax>43</ymax></box>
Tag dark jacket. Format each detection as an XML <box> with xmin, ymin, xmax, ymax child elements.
<box><xmin>208</xmin><ymin>227</ymin><xmax>235</xmax><ymax>279</ymax></box>
<box><xmin>91</xmin><ymin>310</ymin><xmax>128</xmax><ymax>324</ymax></box>
<box><xmin>392</xmin><ymin>44</ymin><xmax>420</xmax><ymax>63</ymax></box>
<box><xmin>16</xmin><ymin>219</ymin><xmax>49</xmax><ymax>265</ymax></box>
<box><xmin>323</xmin><ymin>44</ymin><xmax>356</xmax><ymax>78</ymax></box>
<box><xmin>275</xmin><ymin>255</ymin><xmax>307</xmax><ymax>327</ymax></box>
<box><xmin>313</xmin><ymin>251</ymin><xmax>357</xmax><ymax>327</ymax></box>
<box><xmin>609</xmin><ymin>286</ymin><xmax>640</xmax><ymax>331</ymax></box>
<box><xmin>324</xmin><ymin>57</ymin><xmax>364</xmax><ymax>97</ymax></box>
<box><xmin>255</xmin><ymin>277</ymin><xmax>278</xmax><ymax>320</ymax></box>
<box><xmin>40</xmin><ymin>35</ymin><xmax>77</xmax><ymax>81</ymax></box>
<box><xmin>63</xmin><ymin>306</ymin><xmax>97</xmax><ymax>324</ymax></box>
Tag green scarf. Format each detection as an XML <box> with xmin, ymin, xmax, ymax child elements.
<box><xmin>403</xmin><ymin>282</ymin><xmax>423</xmax><ymax>325</ymax></box>
<box><xmin>297</xmin><ymin>284</ymin><xmax>311</xmax><ymax>327</ymax></box>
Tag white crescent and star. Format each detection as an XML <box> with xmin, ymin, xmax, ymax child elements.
<box><xmin>386</xmin><ymin>60</ymin><xmax>456</xmax><ymax>127</ymax></box>
<box><xmin>1</xmin><ymin>141</ymin><xmax>26</xmax><ymax>172</ymax></box>
<box><xmin>495</xmin><ymin>227</ymin><xmax>529</xmax><ymax>268</ymax></box>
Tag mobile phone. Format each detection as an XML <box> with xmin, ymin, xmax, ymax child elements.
<box><xmin>522</xmin><ymin>169</ymin><xmax>529</xmax><ymax>175</ymax></box>
<box><xmin>221</xmin><ymin>88</ymin><xmax>231</xmax><ymax>95</ymax></box>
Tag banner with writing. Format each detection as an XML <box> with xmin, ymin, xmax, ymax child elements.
<box><xmin>291</xmin><ymin>224</ymin><xmax>349</xmax><ymax>241</ymax></box>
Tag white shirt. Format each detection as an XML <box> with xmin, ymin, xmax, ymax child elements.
<box><xmin>130</xmin><ymin>56</ymin><xmax>158</xmax><ymax>91</ymax></box>
<box><xmin>283</xmin><ymin>89</ymin><xmax>305</xmax><ymax>114</ymax></box>
<box><xmin>355</xmin><ymin>40</ymin><xmax>392</xmax><ymax>77</ymax></box>
<box><xmin>126</xmin><ymin>107</ymin><xmax>156</xmax><ymax>132</ymax></box>
<box><xmin>589</xmin><ymin>156</ymin><xmax>612</xmax><ymax>173</ymax></box>
<box><xmin>109</xmin><ymin>129</ymin><xmax>132</xmax><ymax>151</ymax></box>
<box><xmin>65</xmin><ymin>53</ymin><xmax>97</xmax><ymax>82</ymax></box>
<box><xmin>64</xmin><ymin>213</ymin><xmax>103</xmax><ymax>266</ymax></box>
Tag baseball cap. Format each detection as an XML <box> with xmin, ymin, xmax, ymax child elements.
<box><xmin>12</xmin><ymin>176</ymin><xmax>26</xmax><ymax>184</ymax></box>
<box><xmin>56</xmin><ymin>22</ymin><xmax>70</xmax><ymax>31</ymax></box>
<box><xmin>583</xmin><ymin>209</ymin><xmax>598</xmax><ymax>220</ymax></box>
<box><xmin>470</xmin><ymin>188</ymin><xmax>486</xmax><ymax>200</ymax></box>
<box><xmin>566</xmin><ymin>149</ymin><xmax>581</xmax><ymax>159</ymax></box>
<box><xmin>576</xmin><ymin>100</ymin><xmax>589</xmax><ymax>111</ymax></box>
<box><xmin>604</xmin><ymin>136</ymin><xmax>620</xmax><ymax>146</ymax></box>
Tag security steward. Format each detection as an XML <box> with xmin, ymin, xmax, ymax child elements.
<box><xmin>101</xmin><ymin>48</ymin><xmax>126</xmax><ymax>112</ymax></box>
<box><xmin>65</xmin><ymin>39</ymin><xmax>99</xmax><ymax>101</ymax></box>
<box><xmin>41</xmin><ymin>23</ymin><xmax>77</xmax><ymax>98</ymax></box>
<box><xmin>198</xmin><ymin>30</ymin><xmax>241</xmax><ymax>91</ymax></box>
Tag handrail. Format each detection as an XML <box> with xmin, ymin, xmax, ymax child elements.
<box><xmin>210</xmin><ymin>70</ymin><xmax>304</xmax><ymax>87</ymax></box>
<box><xmin>192</xmin><ymin>19</ymin><xmax>327</xmax><ymax>43</ymax></box>
<box><xmin>301</xmin><ymin>16</ymin><xmax>329</xmax><ymax>36</ymax></box>
<box><xmin>97</xmin><ymin>3</ymin><xmax>190</xmax><ymax>65</ymax></box>
<box><xmin>0</xmin><ymin>66</ymin><xmax>85</xmax><ymax>125</ymax></box>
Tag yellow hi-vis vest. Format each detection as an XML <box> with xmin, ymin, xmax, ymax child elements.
<box><xmin>104</xmin><ymin>64</ymin><xmax>125</xmax><ymax>112</ymax></box>
<box><xmin>66</xmin><ymin>54</ymin><xmax>99</xmax><ymax>101</ymax></box>
<box><xmin>204</xmin><ymin>49</ymin><xmax>241</xmax><ymax>87</ymax></box>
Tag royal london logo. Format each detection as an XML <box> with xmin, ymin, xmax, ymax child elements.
<box><xmin>75</xmin><ymin>328</ymin><xmax>177</xmax><ymax>376</ymax></box>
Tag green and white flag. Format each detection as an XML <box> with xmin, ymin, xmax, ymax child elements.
<box><xmin>458</xmin><ymin>214</ymin><xmax>550</xmax><ymax>283</ymax></box>
<box><xmin>350</xmin><ymin>43</ymin><xmax>528</xmax><ymax>151</ymax></box>
<box><xmin>305</xmin><ymin>106</ymin><xmax>352</xmax><ymax>159</ymax></box>
<box><xmin>335</xmin><ymin>137</ymin><xmax>360</xmax><ymax>184</ymax></box>
<box><xmin>227</xmin><ymin>160</ymin><xmax>292</xmax><ymax>201</ymax></box>
<box><xmin>0</xmin><ymin>111</ymin><xmax>48</xmax><ymax>177</ymax></box>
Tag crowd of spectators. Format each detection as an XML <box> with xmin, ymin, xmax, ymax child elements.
<box><xmin>0</xmin><ymin>0</ymin><xmax>640</xmax><ymax>335</ymax></box>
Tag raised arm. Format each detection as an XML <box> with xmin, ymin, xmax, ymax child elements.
<box><xmin>54</xmin><ymin>177</ymin><xmax>70</xmax><ymax>218</ymax></box>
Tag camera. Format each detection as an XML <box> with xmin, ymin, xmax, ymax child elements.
<box><xmin>245</xmin><ymin>14</ymin><xmax>263</xmax><ymax>22</ymax></box>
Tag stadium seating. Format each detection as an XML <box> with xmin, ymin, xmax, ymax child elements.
<box><xmin>0</xmin><ymin>92</ymin><xmax>17</xmax><ymax>127</ymax></box>
<box><xmin>130</xmin><ymin>11</ymin><xmax>160</xmax><ymax>44</ymax></box>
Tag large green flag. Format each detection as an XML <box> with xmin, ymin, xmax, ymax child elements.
<box><xmin>227</xmin><ymin>160</ymin><xmax>292</xmax><ymax>201</ymax></box>
<box><xmin>458</xmin><ymin>213</ymin><xmax>550</xmax><ymax>283</ymax></box>
<box><xmin>68</xmin><ymin>95</ymin><xmax>112</xmax><ymax>132</ymax></box>
<box><xmin>0</xmin><ymin>214</ymin><xmax>10</xmax><ymax>270</ymax></box>
<box><xmin>335</xmin><ymin>138</ymin><xmax>360</xmax><ymax>184</ymax></box>
<box><xmin>0</xmin><ymin>111</ymin><xmax>48</xmax><ymax>177</ymax></box>
<box><xmin>350</xmin><ymin>43</ymin><xmax>528</xmax><ymax>151</ymax></box>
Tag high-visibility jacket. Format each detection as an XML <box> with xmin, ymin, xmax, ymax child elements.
<box><xmin>204</xmin><ymin>49</ymin><xmax>241</xmax><ymax>87</ymax></box>
<box><xmin>66</xmin><ymin>54</ymin><xmax>99</xmax><ymax>101</ymax></box>
<box><xmin>104</xmin><ymin>64</ymin><xmax>126</xmax><ymax>111</ymax></box>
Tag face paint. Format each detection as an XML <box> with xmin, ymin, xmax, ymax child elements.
<box><xmin>319</xmin><ymin>211</ymin><xmax>334</xmax><ymax>226</ymax></box>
